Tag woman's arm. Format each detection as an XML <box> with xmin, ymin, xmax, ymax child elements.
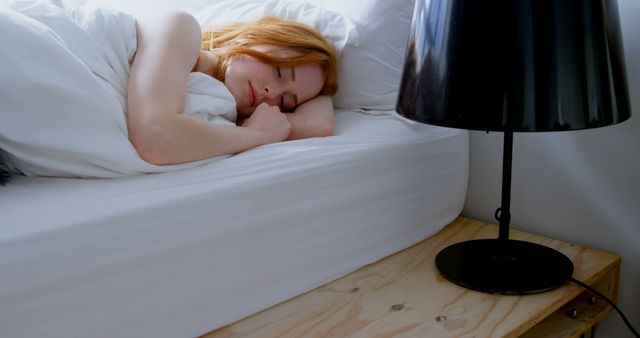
<box><xmin>285</xmin><ymin>95</ymin><xmax>334</xmax><ymax>140</ymax></box>
<box><xmin>127</xmin><ymin>11</ymin><xmax>290</xmax><ymax>165</ymax></box>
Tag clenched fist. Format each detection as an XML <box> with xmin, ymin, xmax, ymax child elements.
<box><xmin>242</xmin><ymin>103</ymin><xmax>292</xmax><ymax>145</ymax></box>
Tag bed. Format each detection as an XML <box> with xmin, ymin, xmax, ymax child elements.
<box><xmin>0</xmin><ymin>0</ymin><xmax>469</xmax><ymax>337</ymax></box>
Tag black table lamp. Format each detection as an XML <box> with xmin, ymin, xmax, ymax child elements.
<box><xmin>397</xmin><ymin>0</ymin><xmax>631</xmax><ymax>294</ymax></box>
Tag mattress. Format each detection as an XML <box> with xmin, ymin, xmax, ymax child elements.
<box><xmin>0</xmin><ymin>110</ymin><xmax>468</xmax><ymax>338</ymax></box>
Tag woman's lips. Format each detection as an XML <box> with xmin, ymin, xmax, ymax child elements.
<box><xmin>248</xmin><ymin>82</ymin><xmax>256</xmax><ymax>107</ymax></box>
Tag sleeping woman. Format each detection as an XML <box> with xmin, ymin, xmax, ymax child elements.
<box><xmin>129</xmin><ymin>12</ymin><xmax>338</xmax><ymax>165</ymax></box>
<box><xmin>0</xmin><ymin>4</ymin><xmax>338</xmax><ymax>177</ymax></box>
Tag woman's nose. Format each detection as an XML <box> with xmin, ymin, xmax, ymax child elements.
<box><xmin>262</xmin><ymin>85</ymin><xmax>280</xmax><ymax>105</ymax></box>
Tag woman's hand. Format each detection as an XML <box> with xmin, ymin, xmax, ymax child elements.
<box><xmin>243</xmin><ymin>103</ymin><xmax>292</xmax><ymax>145</ymax></box>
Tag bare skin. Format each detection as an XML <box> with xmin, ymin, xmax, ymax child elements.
<box><xmin>127</xmin><ymin>11</ymin><xmax>333</xmax><ymax>165</ymax></box>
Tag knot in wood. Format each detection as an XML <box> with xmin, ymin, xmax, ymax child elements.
<box><xmin>390</xmin><ymin>304</ymin><xmax>405</xmax><ymax>311</ymax></box>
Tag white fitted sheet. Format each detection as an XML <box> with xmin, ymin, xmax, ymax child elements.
<box><xmin>0</xmin><ymin>110</ymin><xmax>468</xmax><ymax>338</ymax></box>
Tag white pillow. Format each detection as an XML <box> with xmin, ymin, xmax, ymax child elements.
<box><xmin>306</xmin><ymin>0</ymin><xmax>416</xmax><ymax>111</ymax></box>
<box><xmin>194</xmin><ymin>0</ymin><xmax>359</xmax><ymax>53</ymax></box>
<box><xmin>77</xmin><ymin>0</ymin><xmax>358</xmax><ymax>52</ymax></box>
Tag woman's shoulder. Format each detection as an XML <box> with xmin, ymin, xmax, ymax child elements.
<box><xmin>135</xmin><ymin>10</ymin><xmax>201</xmax><ymax>61</ymax></box>
<box><xmin>159</xmin><ymin>10</ymin><xmax>200</xmax><ymax>32</ymax></box>
<box><xmin>136</xmin><ymin>10</ymin><xmax>200</xmax><ymax>41</ymax></box>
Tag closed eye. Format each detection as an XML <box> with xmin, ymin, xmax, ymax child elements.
<box><xmin>276</xmin><ymin>67</ymin><xmax>282</xmax><ymax>79</ymax></box>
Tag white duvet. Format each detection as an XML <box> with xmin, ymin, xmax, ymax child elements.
<box><xmin>0</xmin><ymin>1</ymin><xmax>237</xmax><ymax>177</ymax></box>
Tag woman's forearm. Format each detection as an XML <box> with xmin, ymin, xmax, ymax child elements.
<box><xmin>130</xmin><ymin>113</ymin><xmax>265</xmax><ymax>165</ymax></box>
<box><xmin>285</xmin><ymin>95</ymin><xmax>334</xmax><ymax>140</ymax></box>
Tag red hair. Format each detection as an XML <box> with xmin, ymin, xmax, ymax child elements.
<box><xmin>201</xmin><ymin>16</ymin><xmax>338</xmax><ymax>96</ymax></box>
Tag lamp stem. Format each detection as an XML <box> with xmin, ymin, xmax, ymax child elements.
<box><xmin>498</xmin><ymin>131</ymin><xmax>513</xmax><ymax>241</ymax></box>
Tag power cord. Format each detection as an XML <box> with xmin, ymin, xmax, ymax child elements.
<box><xmin>569</xmin><ymin>277</ymin><xmax>640</xmax><ymax>338</ymax></box>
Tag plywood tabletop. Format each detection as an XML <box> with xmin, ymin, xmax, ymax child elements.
<box><xmin>203</xmin><ymin>217</ymin><xmax>620</xmax><ymax>338</ymax></box>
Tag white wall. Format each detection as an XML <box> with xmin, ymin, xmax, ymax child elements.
<box><xmin>461</xmin><ymin>0</ymin><xmax>639</xmax><ymax>336</ymax></box>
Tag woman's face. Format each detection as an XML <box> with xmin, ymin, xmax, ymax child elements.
<box><xmin>224</xmin><ymin>45</ymin><xmax>325</xmax><ymax>118</ymax></box>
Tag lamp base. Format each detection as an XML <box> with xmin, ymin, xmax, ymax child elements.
<box><xmin>435</xmin><ymin>239</ymin><xmax>574</xmax><ymax>295</ymax></box>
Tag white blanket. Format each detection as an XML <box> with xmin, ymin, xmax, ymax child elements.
<box><xmin>0</xmin><ymin>1</ymin><xmax>237</xmax><ymax>177</ymax></box>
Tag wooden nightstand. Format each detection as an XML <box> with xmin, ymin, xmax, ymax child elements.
<box><xmin>204</xmin><ymin>217</ymin><xmax>620</xmax><ymax>337</ymax></box>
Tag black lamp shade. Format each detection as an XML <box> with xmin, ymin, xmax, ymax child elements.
<box><xmin>396</xmin><ymin>0</ymin><xmax>631</xmax><ymax>131</ymax></box>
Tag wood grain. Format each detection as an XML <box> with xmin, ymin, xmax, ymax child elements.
<box><xmin>202</xmin><ymin>217</ymin><xmax>620</xmax><ymax>338</ymax></box>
